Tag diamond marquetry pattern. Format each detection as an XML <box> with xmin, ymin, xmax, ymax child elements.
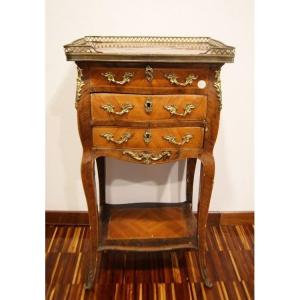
<box><xmin>107</xmin><ymin>206</ymin><xmax>193</xmax><ymax>240</ymax></box>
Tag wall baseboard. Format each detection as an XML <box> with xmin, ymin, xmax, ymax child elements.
<box><xmin>46</xmin><ymin>210</ymin><xmax>254</xmax><ymax>226</ymax></box>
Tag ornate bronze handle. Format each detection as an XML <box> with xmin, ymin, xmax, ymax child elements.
<box><xmin>100</xmin><ymin>132</ymin><xmax>132</xmax><ymax>144</ymax></box>
<box><xmin>123</xmin><ymin>150</ymin><xmax>171</xmax><ymax>164</ymax></box>
<box><xmin>164</xmin><ymin>104</ymin><xmax>196</xmax><ymax>117</ymax></box>
<box><xmin>163</xmin><ymin>134</ymin><xmax>193</xmax><ymax>145</ymax></box>
<box><xmin>101</xmin><ymin>103</ymin><xmax>134</xmax><ymax>115</ymax></box>
<box><xmin>164</xmin><ymin>73</ymin><xmax>198</xmax><ymax>86</ymax></box>
<box><xmin>101</xmin><ymin>72</ymin><xmax>134</xmax><ymax>85</ymax></box>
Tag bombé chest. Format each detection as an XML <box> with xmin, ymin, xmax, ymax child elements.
<box><xmin>64</xmin><ymin>36</ymin><xmax>234</xmax><ymax>290</ymax></box>
<box><xmin>65</xmin><ymin>37</ymin><xmax>234</xmax><ymax>163</ymax></box>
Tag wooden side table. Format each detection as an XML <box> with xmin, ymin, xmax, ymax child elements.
<box><xmin>64</xmin><ymin>36</ymin><xmax>235</xmax><ymax>290</ymax></box>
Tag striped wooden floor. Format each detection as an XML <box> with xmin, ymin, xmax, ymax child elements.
<box><xmin>46</xmin><ymin>224</ymin><xmax>254</xmax><ymax>300</ymax></box>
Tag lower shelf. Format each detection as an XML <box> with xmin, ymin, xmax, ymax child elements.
<box><xmin>98</xmin><ymin>202</ymin><xmax>198</xmax><ymax>252</ymax></box>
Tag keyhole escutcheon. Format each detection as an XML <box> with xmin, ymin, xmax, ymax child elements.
<box><xmin>144</xmin><ymin>98</ymin><xmax>153</xmax><ymax>113</ymax></box>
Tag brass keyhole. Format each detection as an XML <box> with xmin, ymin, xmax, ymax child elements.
<box><xmin>144</xmin><ymin>98</ymin><xmax>153</xmax><ymax>113</ymax></box>
<box><xmin>143</xmin><ymin>130</ymin><xmax>152</xmax><ymax>144</ymax></box>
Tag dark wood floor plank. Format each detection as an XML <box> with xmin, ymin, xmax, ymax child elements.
<box><xmin>46</xmin><ymin>224</ymin><xmax>254</xmax><ymax>299</ymax></box>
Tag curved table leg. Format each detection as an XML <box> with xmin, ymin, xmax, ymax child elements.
<box><xmin>81</xmin><ymin>152</ymin><xmax>100</xmax><ymax>290</ymax></box>
<box><xmin>96</xmin><ymin>156</ymin><xmax>106</xmax><ymax>206</ymax></box>
<box><xmin>197</xmin><ymin>152</ymin><xmax>215</xmax><ymax>288</ymax></box>
<box><xmin>186</xmin><ymin>158</ymin><xmax>197</xmax><ymax>204</ymax></box>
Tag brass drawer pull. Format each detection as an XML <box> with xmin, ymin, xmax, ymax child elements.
<box><xmin>101</xmin><ymin>103</ymin><xmax>134</xmax><ymax>115</ymax></box>
<box><xmin>100</xmin><ymin>132</ymin><xmax>132</xmax><ymax>144</ymax></box>
<box><xmin>164</xmin><ymin>104</ymin><xmax>196</xmax><ymax>117</ymax></box>
<box><xmin>123</xmin><ymin>150</ymin><xmax>171</xmax><ymax>164</ymax></box>
<box><xmin>164</xmin><ymin>73</ymin><xmax>198</xmax><ymax>86</ymax></box>
<box><xmin>163</xmin><ymin>134</ymin><xmax>193</xmax><ymax>145</ymax></box>
<box><xmin>101</xmin><ymin>72</ymin><xmax>134</xmax><ymax>85</ymax></box>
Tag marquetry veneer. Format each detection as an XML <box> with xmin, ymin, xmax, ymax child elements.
<box><xmin>99</xmin><ymin>203</ymin><xmax>198</xmax><ymax>252</ymax></box>
<box><xmin>91</xmin><ymin>94</ymin><xmax>208</xmax><ymax>122</ymax></box>
<box><xmin>64</xmin><ymin>36</ymin><xmax>235</xmax><ymax>290</ymax></box>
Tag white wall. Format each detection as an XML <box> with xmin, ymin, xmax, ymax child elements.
<box><xmin>46</xmin><ymin>0</ymin><xmax>253</xmax><ymax>212</ymax></box>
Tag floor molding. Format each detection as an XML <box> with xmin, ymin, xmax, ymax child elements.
<box><xmin>46</xmin><ymin>210</ymin><xmax>254</xmax><ymax>226</ymax></box>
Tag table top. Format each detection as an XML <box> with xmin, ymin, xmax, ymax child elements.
<box><xmin>64</xmin><ymin>36</ymin><xmax>235</xmax><ymax>63</ymax></box>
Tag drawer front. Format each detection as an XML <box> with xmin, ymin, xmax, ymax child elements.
<box><xmin>93</xmin><ymin>127</ymin><xmax>204</xmax><ymax>149</ymax></box>
<box><xmin>89</xmin><ymin>67</ymin><xmax>208</xmax><ymax>90</ymax></box>
<box><xmin>91</xmin><ymin>94</ymin><xmax>207</xmax><ymax>121</ymax></box>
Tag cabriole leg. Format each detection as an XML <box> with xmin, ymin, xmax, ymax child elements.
<box><xmin>96</xmin><ymin>156</ymin><xmax>106</xmax><ymax>206</ymax></box>
<box><xmin>81</xmin><ymin>152</ymin><xmax>100</xmax><ymax>290</ymax></box>
<box><xmin>197</xmin><ymin>152</ymin><xmax>215</xmax><ymax>288</ymax></box>
<box><xmin>186</xmin><ymin>158</ymin><xmax>197</xmax><ymax>204</ymax></box>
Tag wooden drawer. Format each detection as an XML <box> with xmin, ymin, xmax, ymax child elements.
<box><xmin>91</xmin><ymin>94</ymin><xmax>207</xmax><ymax>122</ymax></box>
<box><xmin>89</xmin><ymin>66</ymin><xmax>208</xmax><ymax>91</ymax></box>
<box><xmin>92</xmin><ymin>127</ymin><xmax>204</xmax><ymax>149</ymax></box>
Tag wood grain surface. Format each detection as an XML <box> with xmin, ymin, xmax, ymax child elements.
<box><xmin>46</xmin><ymin>223</ymin><xmax>254</xmax><ymax>300</ymax></box>
<box><xmin>88</xmin><ymin>65</ymin><xmax>209</xmax><ymax>90</ymax></box>
<box><xmin>91</xmin><ymin>94</ymin><xmax>207</xmax><ymax>122</ymax></box>
<box><xmin>106</xmin><ymin>204</ymin><xmax>193</xmax><ymax>240</ymax></box>
<box><xmin>92</xmin><ymin>127</ymin><xmax>204</xmax><ymax>149</ymax></box>
<box><xmin>98</xmin><ymin>203</ymin><xmax>198</xmax><ymax>252</ymax></box>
